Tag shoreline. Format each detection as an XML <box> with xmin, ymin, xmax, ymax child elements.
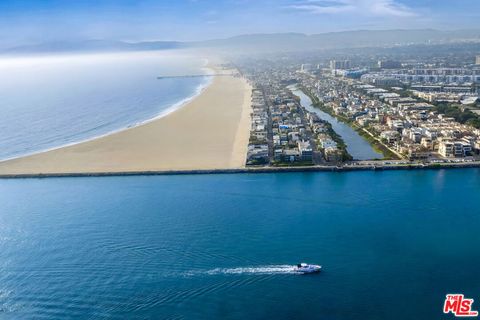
<box><xmin>0</xmin><ymin>66</ymin><xmax>214</xmax><ymax>163</ymax></box>
<box><xmin>0</xmin><ymin>67</ymin><xmax>252</xmax><ymax>175</ymax></box>
<box><xmin>0</xmin><ymin>161</ymin><xmax>479</xmax><ymax>179</ymax></box>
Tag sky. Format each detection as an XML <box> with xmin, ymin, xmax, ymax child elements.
<box><xmin>0</xmin><ymin>0</ymin><xmax>478</xmax><ymax>47</ymax></box>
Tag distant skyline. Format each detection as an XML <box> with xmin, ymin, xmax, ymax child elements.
<box><xmin>0</xmin><ymin>0</ymin><xmax>479</xmax><ymax>48</ymax></box>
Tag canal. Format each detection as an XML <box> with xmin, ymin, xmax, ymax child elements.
<box><xmin>291</xmin><ymin>87</ymin><xmax>383</xmax><ymax>160</ymax></box>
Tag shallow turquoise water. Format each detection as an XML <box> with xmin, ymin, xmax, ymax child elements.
<box><xmin>0</xmin><ymin>169</ymin><xmax>479</xmax><ymax>319</ymax></box>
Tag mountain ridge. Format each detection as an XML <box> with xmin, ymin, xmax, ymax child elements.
<box><xmin>2</xmin><ymin>29</ymin><xmax>479</xmax><ymax>55</ymax></box>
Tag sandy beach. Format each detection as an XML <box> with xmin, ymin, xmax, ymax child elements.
<box><xmin>0</xmin><ymin>69</ymin><xmax>252</xmax><ymax>175</ymax></box>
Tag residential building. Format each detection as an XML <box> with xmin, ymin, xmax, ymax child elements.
<box><xmin>378</xmin><ymin>60</ymin><xmax>401</xmax><ymax>69</ymax></box>
<box><xmin>297</xmin><ymin>140</ymin><xmax>313</xmax><ymax>161</ymax></box>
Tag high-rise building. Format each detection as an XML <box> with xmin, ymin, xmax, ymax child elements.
<box><xmin>329</xmin><ymin>60</ymin><xmax>351</xmax><ymax>70</ymax></box>
<box><xmin>476</xmin><ymin>55</ymin><xmax>480</xmax><ymax>65</ymax></box>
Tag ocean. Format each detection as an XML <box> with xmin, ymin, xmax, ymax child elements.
<box><xmin>0</xmin><ymin>51</ymin><xmax>209</xmax><ymax>161</ymax></box>
<box><xmin>0</xmin><ymin>169</ymin><xmax>479</xmax><ymax>319</ymax></box>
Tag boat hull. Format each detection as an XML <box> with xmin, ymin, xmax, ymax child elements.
<box><xmin>294</xmin><ymin>265</ymin><xmax>322</xmax><ymax>274</ymax></box>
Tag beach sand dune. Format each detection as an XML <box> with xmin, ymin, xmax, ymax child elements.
<box><xmin>0</xmin><ymin>70</ymin><xmax>252</xmax><ymax>175</ymax></box>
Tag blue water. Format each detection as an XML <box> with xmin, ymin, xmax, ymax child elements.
<box><xmin>291</xmin><ymin>88</ymin><xmax>383</xmax><ymax>160</ymax></box>
<box><xmin>0</xmin><ymin>169</ymin><xmax>479</xmax><ymax>319</ymax></box>
<box><xmin>0</xmin><ymin>51</ymin><xmax>208</xmax><ymax>160</ymax></box>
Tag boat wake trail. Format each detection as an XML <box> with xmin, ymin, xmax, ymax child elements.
<box><xmin>204</xmin><ymin>265</ymin><xmax>296</xmax><ymax>275</ymax></box>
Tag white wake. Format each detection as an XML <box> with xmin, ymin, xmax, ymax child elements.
<box><xmin>205</xmin><ymin>265</ymin><xmax>297</xmax><ymax>275</ymax></box>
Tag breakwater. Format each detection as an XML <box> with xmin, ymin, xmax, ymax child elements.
<box><xmin>1</xmin><ymin>161</ymin><xmax>480</xmax><ymax>179</ymax></box>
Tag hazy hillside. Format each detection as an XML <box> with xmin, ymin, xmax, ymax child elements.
<box><xmin>197</xmin><ymin>29</ymin><xmax>480</xmax><ymax>53</ymax></box>
<box><xmin>2</xmin><ymin>29</ymin><xmax>479</xmax><ymax>55</ymax></box>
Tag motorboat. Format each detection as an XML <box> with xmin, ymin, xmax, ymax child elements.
<box><xmin>294</xmin><ymin>263</ymin><xmax>322</xmax><ymax>274</ymax></box>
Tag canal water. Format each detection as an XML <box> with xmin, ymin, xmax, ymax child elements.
<box><xmin>291</xmin><ymin>87</ymin><xmax>383</xmax><ymax>160</ymax></box>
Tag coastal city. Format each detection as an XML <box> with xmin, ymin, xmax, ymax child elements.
<box><xmin>2</xmin><ymin>0</ymin><xmax>480</xmax><ymax>318</ymax></box>
<box><xmin>242</xmin><ymin>48</ymin><xmax>480</xmax><ymax>169</ymax></box>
